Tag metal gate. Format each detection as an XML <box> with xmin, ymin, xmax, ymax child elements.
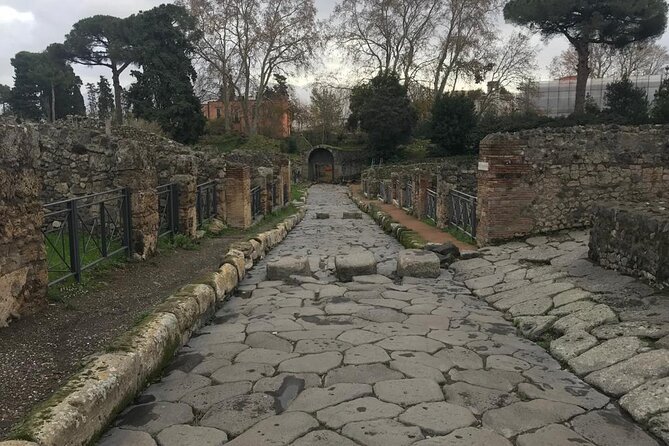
<box><xmin>426</xmin><ymin>189</ymin><xmax>437</xmax><ymax>222</ymax></box>
<box><xmin>157</xmin><ymin>183</ymin><xmax>179</xmax><ymax>238</ymax></box>
<box><xmin>251</xmin><ymin>186</ymin><xmax>262</xmax><ymax>218</ymax></box>
<box><xmin>402</xmin><ymin>183</ymin><xmax>413</xmax><ymax>210</ymax></box>
<box><xmin>449</xmin><ymin>190</ymin><xmax>477</xmax><ymax>238</ymax></box>
<box><xmin>196</xmin><ymin>180</ymin><xmax>217</xmax><ymax>228</ymax></box>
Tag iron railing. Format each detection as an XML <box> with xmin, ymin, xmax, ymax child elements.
<box><xmin>196</xmin><ymin>180</ymin><xmax>217</xmax><ymax>228</ymax></box>
<box><xmin>402</xmin><ymin>183</ymin><xmax>414</xmax><ymax>210</ymax></box>
<box><xmin>42</xmin><ymin>188</ymin><xmax>132</xmax><ymax>286</ymax></box>
<box><xmin>427</xmin><ymin>189</ymin><xmax>437</xmax><ymax>222</ymax></box>
<box><xmin>449</xmin><ymin>189</ymin><xmax>477</xmax><ymax>239</ymax></box>
<box><xmin>251</xmin><ymin>186</ymin><xmax>262</xmax><ymax>217</ymax></box>
<box><xmin>157</xmin><ymin>183</ymin><xmax>179</xmax><ymax>238</ymax></box>
<box><xmin>378</xmin><ymin>182</ymin><xmax>390</xmax><ymax>204</ymax></box>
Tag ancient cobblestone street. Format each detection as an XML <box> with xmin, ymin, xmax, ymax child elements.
<box><xmin>97</xmin><ymin>185</ymin><xmax>662</xmax><ymax>446</ymax></box>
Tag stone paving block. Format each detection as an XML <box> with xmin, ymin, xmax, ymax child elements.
<box><xmin>343</xmin><ymin>211</ymin><xmax>363</xmax><ymax>219</ymax></box>
<box><xmin>591</xmin><ymin>321</ymin><xmax>669</xmax><ymax>340</ymax></box>
<box><xmin>482</xmin><ymin>399</ymin><xmax>584</xmax><ymax>438</ymax></box>
<box><xmin>234</xmin><ymin>348</ymin><xmax>299</xmax><ymax>365</ymax></box>
<box><xmin>364</xmin><ymin>322</ymin><xmax>429</xmax><ymax>336</ymax></box>
<box><xmin>649</xmin><ymin>412</ymin><xmax>669</xmax><ymax>444</ymax></box>
<box><xmin>620</xmin><ymin>376</ymin><xmax>669</xmax><ymax>421</ymax></box>
<box><xmin>115</xmin><ymin>402</ymin><xmax>194</xmax><ymax>435</ymax></box>
<box><xmin>508</xmin><ymin>297</ymin><xmax>553</xmax><ymax>317</ymax></box>
<box><xmin>210</xmin><ymin>363</ymin><xmax>274</xmax><ymax>384</ymax></box>
<box><xmin>585</xmin><ymin>349</ymin><xmax>669</xmax><ymax>396</ymax></box>
<box><xmin>266</xmin><ymin>256</ymin><xmax>311</xmax><ymax>280</ymax></box>
<box><xmin>567</xmin><ymin>336</ymin><xmax>642</xmax><ymax>376</ymax></box>
<box><xmin>399</xmin><ymin>401</ymin><xmax>476</xmax><ymax>435</ymax></box>
<box><xmin>316</xmin><ymin>213</ymin><xmax>330</xmax><ymax>219</ymax></box>
<box><xmin>141</xmin><ymin>373</ymin><xmax>211</xmax><ymax>402</ymax></box>
<box><xmin>552</xmin><ymin>304</ymin><xmax>618</xmax><ymax>334</ymax></box>
<box><xmin>521</xmin><ymin>367</ymin><xmax>609</xmax><ymax>410</ymax></box>
<box><xmin>434</xmin><ymin>346</ymin><xmax>484</xmax><ymax>369</ymax></box>
<box><xmin>98</xmin><ymin>429</ymin><xmax>157</xmax><ymax>446</ymax></box>
<box><xmin>335</xmin><ymin>251</ymin><xmax>377</xmax><ymax>281</ymax></box>
<box><xmin>225</xmin><ymin>412</ymin><xmax>319</xmax><ymax>446</ymax></box>
<box><xmin>443</xmin><ymin>382</ymin><xmax>519</xmax><ymax>416</ymax></box>
<box><xmin>428</xmin><ymin>330</ymin><xmax>488</xmax><ymax>346</ymax></box>
<box><xmin>292</xmin><ymin>430</ymin><xmax>360</xmax><ymax>446</ymax></box>
<box><xmin>486</xmin><ymin>355</ymin><xmax>531</xmax><ymax>372</ymax></box>
<box><xmin>404</xmin><ymin>314</ymin><xmax>450</xmax><ymax>330</ymax></box>
<box><xmin>464</xmin><ymin>273</ymin><xmax>504</xmax><ymax>290</ymax></box>
<box><xmin>341</xmin><ymin>418</ymin><xmax>424</xmax><ymax>446</ymax></box>
<box><xmin>448</xmin><ymin>369</ymin><xmax>525</xmax><ymax>392</ymax></box>
<box><xmin>155</xmin><ymin>425</ymin><xmax>228</xmax><ymax>446</ymax></box>
<box><xmin>389</xmin><ymin>359</ymin><xmax>445</xmax><ymax>383</ymax></box>
<box><xmin>288</xmin><ymin>383</ymin><xmax>372</xmax><ymax>413</ymax></box>
<box><xmin>253</xmin><ymin>373</ymin><xmax>321</xmax><ymax>393</ymax></box>
<box><xmin>190</xmin><ymin>357</ymin><xmax>233</xmax><ymax>377</ymax></box>
<box><xmin>412</xmin><ymin>428</ymin><xmax>512</xmax><ymax>446</ymax></box>
<box><xmin>316</xmin><ymin>397</ymin><xmax>403</xmax><ymax>428</ymax></box>
<box><xmin>353</xmin><ymin>274</ymin><xmax>392</xmax><ymax>284</ymax></box>
<box><xmin>374</xmin><ymin>378</ymin><xmax>444</xmax><ymax>405</ymax></box>
<box><xmin>515</xmin><ymin>424</ymin><xmax>592</xmax><ymax>446</ymax></box>
<box><xmin>199</xmin><ymin>393</ymin><xmax>276</xmax><ymax>436</ymax></box>
<box><xmin>356</xmin><ymin>307</ymin><xmax>407</xmax><ymax>323</ymax></box>
<box><xmin>391</xmin><ymin>351</ymin><xmax>454</xmax><ymax>372</ymax></box>
<box><xmin>344</xmin><ymin>344</ymin><xmax>390</xmax><ymax>364</ymax></box>
<box><xmin>514</xmin><ymin>315</ymin><xmax>558</xmax><ymax>340</ymax></box>
<box><xmin>294</xmin><ymin>338</ymin><xmax>352</xmax><ymax>353</ymax></box>
<box><xmin>548</xmin><ymin>300</ymin><xmax>595</xmax><ymax>317</ymax></box>
<box><xmin>179</xmin><ymin>382</ymin><xmax>252</xmax><ymax>413</ymax></box>
<box><xmin>397</xmin><ymin>249</ymin><xmax>441</xmax><ymax>278</ymax></box>
<box><xmin>375</xmin><ymin>335</ymin><xmax>444</xmax><ymax>353</ymax></box>
<box><xmin>244</xmin><ymin>332</ymin><xmax>293</xmax><ymax>352</ymax></box>
<box><xmin>337</xmin><ymin>329</ymin><xmax>386</xmax><ymax>345</ymax></box>
<box><xmin>278</xmin><ymin>351</ymin><xmax>342</xmax><ymax>374</ymax></box>
<box><xmin>550</xmin><ymin>330</ymin><xmax>599</xmax><ymax>362</ymax></box>
<box><xmin>571</xmin><ymin>410</ymin><xmax>661</xmax><ymax>446</ymax></box>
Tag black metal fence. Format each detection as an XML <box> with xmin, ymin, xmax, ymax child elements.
<box><xmin>157</xmin><ymin>184</ymin><xmax>179</xmax><ymax>238</ymax></box>
<box><xmin>42</xmin><ymin>188</ymin><xmax>132</xmax><ymax>286</ymax></box>
<box><xmin>196</xmin><ymin>180</ymin><xmax>217</xmax><ymax>228</ymax></box>
<box><xmin>378</xmin><ymin>182</ymin><xmax>390</xmax><ymax>204</ymax></box>
<box><xmin>427</xmin><ymin>189</ymin><xmax>437</xmax><ymax>222</ymax></box>
<box><xmin>449</xmin><ymin>189</ymin><xmax>477</xmax><ymax>239</ymax></box>
<box><xmin>251</xmin><ymin>186</ymin><xmax>262</xmax><ymax>218</ymax></box>
<box><xmin>402</xmin><ymin>183</ymin><xmax>413</xmax><ymax>210</ymax></box>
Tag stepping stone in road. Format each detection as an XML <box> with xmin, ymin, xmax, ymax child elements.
<box><xmin>397</xmin><ymin>249</ymin><xmax>441</xmax><ymax>278</ymax></box>
<box><xmin>316</xmin><ymin>213</ymin><xmax>330</xmax><ymax>219</ymax></box>
<box><xmin>266</xmin><ymin>256</ymin><xmax>311</xmax><ymax>280</ymax></box>
<box><xmin>335</xmin><ymin>251</ymin><xmax>377</xmax><ymax>281</ymax></box>
<box><xmin>343</xmin><ymin>211</ymin><xmax>363</xmax><ymax>219</ymax></box>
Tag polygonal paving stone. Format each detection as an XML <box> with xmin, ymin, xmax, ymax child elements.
<box><xmin>288</xmin><ymin>383</ymin><xmax>372</xmax><ymax>412</ymax></box>
<box><xmin>548</xmin><ymin>300</ymin><xmax>595</xmax><ymax>317</ymax></box>
<box><xmin>403</xmin><ymin>304</ymin><xmax>437</xmax><ymax>314</ymax></box>
<box><xmin>376</xmin><ymin>336</ymin><xmax>444</xmax><ymax>353</ymax></box>
<box><xmin>193</xmin><ymin>342</ymin><xmax>249</xmax><ymax>358</ymax></box>
<box><xmin>364</xmin><ymin>322</ymin><xmax>428</xmax><ymax>336</ymax></box>
<box><xmin>356</xmin><ymin>307</ymin><xmax>408</xmax><ymax>323</ymax></box>
<box><xmin>337</xmin><ymin>329</ymin><xmax>386</xmax><ymax>346</ymax></box>
<box><xmin>521</xmin><ymin>366</ymin><xmax>609</xmax><ymax>410</ymax></box>
<box><xmin>325</xmin><ymin>302</ymin><xmax>373</xmax><ymax>315</ymax></box>
<box><xmin>412</xmin><ymin>428</ymin><xmax>512</xmax><ymax>446</ymax></box>
<box><xmin>465</xmin><ymin>273</ymin><xmax>505</xmax><ymax>290</ymax></box>
<box><xmin>515</xmin><ymin>424</ymin><xmax>592</xmax><ymax>446</ymax></box>
<box><xmin>552</xmin><ymin>304</ymin><xmax>618</xmax><ymax>334</ymax></box>
<box><xmin>568</xmin><ymin>336</ymin><xmax>642</xmax><ymax>376</ymax></box>
<box><xmin>235</xmin><ymin>348</ymin><xmax>299</xmax><ymax>365</ymax></box>
<box><xmin>428</xmin><ymin>330</ymin><xmax>488</xmax><ymax>346</ymax></box>
<box><xmin>359</xmin><ymin>298</ymin><xmax>409</xmax><ymax>310</ymax></box>
<box><xmin>571</xmin><ymin>410</ymin><xmax>661</xmax><ymax>446</ymax></box>
<box><xmin>341</xmin><ymin>418</ymin><xmax>424</xmax><ymax>446</ymax></box>
<box><xmin>155</xmin><ymin>425</ymin><xmax>228</xmax><ymax>446</ymax></box>
<box><xmin>291</xmin><ymin>430</ymin><xmax>360</xmax><ymax>446</ymax></box>
<box><xmin>115</xmin><ymin>402</ymin><xmax>194</xmax><ymax>435</ymax></box>
<box><xmin>449</xmin><ymin>369</ymin><xmax>524</xmax><ymax>392</ymax></box>
<box><xmin>344</xmin><ymin>344</ymin><xmax>390</xmax><ymax>364</ymax></box>
<box><xmin>374</xmin><ymin>378</ymin><xmax>444</xmax><ymax>405</ymax></box>
<box><xmin>584</xmin><ymin>349</ymin><xmax>669</xmax><ymax>396</ymax></box>
<box><xmin>316</xmin><ymin>397</ymin><xmax>403</xmax><ymax>429</ymax></box>
<box><xmin>550</xmin><ymin>330</ymin><xmax>599</xmax><ymax>362</ymax></box>
<box><xmin>278</xmin><ymin>328</ymin><xmax>345</xmax><ymax>341</ymax></box>
<box><xmin>443</xmin><ymin>382</ymin><xmax>518</xmax><ymax>416</ymax></box>
<box><xmin>244</xmin><ymin>332</ymin><xmax>293</xmax><ymax>352</ymax></box>
<box><xmin>278</xmin><ymin>352</ymin><xmax>342</xmax><ymax>374</ymax></box>
<box><xmin>465</xmin><ymin>340</ymin><xmax>519</xmax><ymax>356</ymax></box>
<box><xmin>591</xmin><ymin>321</ymin><xmax>669</xmax><ymax>340</ymax></box>
<box><xmin>253</xmin><ymin>373</ymin><xmax>321</xmax><ymax>393</ymax></box>
<box><xmin>199</xmin><ymin>393</ymin><xmax>277</xmax><ymax>436</ymax></box>
<box><xmin>246</xmin><ymin>318</ymin><xmax>304</xmax><ymax>333</ymax></box>
<box><xmin>649</xmin><ymin>412</ymin><xmax>669</xmax><ymax>444</ymax></box>
<box><xmin>180</xmin><ymin>381</ymin><xmax>252</xmax><ymax>413</ymax></box>
<box><xmin>389</xmin><ymin>360</ymin><xmax>445</xmax><ymax>383</ymax></box>
<box><xmin>553</xmin><ymin>289</ymin><xmax>592</xmax><ymax>307</ymax></box>
<box><xmin>141</xmin><ymin>373</ymin><xmax>211</xmax><ymax>402</ymax></box>
<box><xmin>404</xmin><ymin>315</ymin><xmax>450</xmax><ymax>330</ymax></box>
<box><xmin>434</xmin><ymin>346</ymin><xmax>483</xmax><ymax>369</ymax></box>
<box><xmin>294</xmin><ymin>338</ymin><xmax>351</xmax><ymax>353</ymax></box>
<box><xmin>508</xmin><ymin>297</ymin><xmax>553</xmax><ymax>317</ymax></box>
<box><xmin>390</xmin><ymin>351</ymin><xmax>454</xmax><ymax>372</ymax></box>
<box><xmin>482</xmin><ymin>399</ymin><xmax>584</xmax><ymax>438</ymax></box>
<box><xmin>210</xmin><ymin>362</ymin><xmax>274</xmax><ymax>384</ymax></box>
<box><xmin>354</xmin><ymin>274</ymin><xmax>393</xmax><ymax>284</ymax></box>
<box><xmin>324</xmin><ymin>363</ymin><xmax>404</xmax><ymax>386</ymax></box>
<box><xmin>399</xmin><ymin>401</ymin><xmax>476</xmax><ymax>435</ymax></box>
<box><xmin>620</xmin><ymin>376</ymin><xmax>669</xmax><ymax>422</ymax></box>
<box><xmin>319</xmin><ymin>285</ymin><xmax>347</xmax><ymax>298</ymax></box>
<box><xmin>225</xmin><ymin>412</ymin><xmax>319</xmax><ymax>446</ymax></box>
<box><xmin>98</xmin><ymin>429</ymin><xmax>157</xmax><ymax>446</ymax></box>
<box><xmin>188</xmin><ymin>332</ymin><xmax>246</xmax><ymax>347</ymax></box>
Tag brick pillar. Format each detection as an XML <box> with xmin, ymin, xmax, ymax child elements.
<box><xmin>116</xmin><ymin>138</ymin><xmax>160</xmax><ymax>258</ymax></box>
<box><xmin>415</xmin><ymin>172</ymin><xmax>429</xmax><ymax>219</ymax></box>
<box><xmin>436</xmin><ymin>171</ymin><xmax>451</xmax><ymax>229</ymax></box>
<box><xmin>172</xmin><ymin>174</ymin><xmax>197</xmax><ymax>238</ymax></box>
<box><xmin>225</xmin><ymin>165</ymin><xmax>252</xmax><ymax>229</ymax></box>
<box><xmin>280</xmin><ymin>160</ymin><xmax>291</xmax><ymax>205</ymax></box>
<box><xmin>213</xmin><ymin>160</ymin><xmax>226</xmax><ymax>221</ymax></box>
<box><xmin>0</xmin><ymin>123</ymin><xmax>48</xmax><ymax>326</ymax></box>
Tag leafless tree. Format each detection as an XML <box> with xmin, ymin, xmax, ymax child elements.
<box><xmin>309</xmin><ymin>85</ymin><xmax>347</xmax><ymax>143</ymax></box>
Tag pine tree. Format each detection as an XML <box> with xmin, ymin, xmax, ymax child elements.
<box><xmin>97</xmin><ymin>76</ymin><xmax>114</xmax><ymax>120</ymax></box>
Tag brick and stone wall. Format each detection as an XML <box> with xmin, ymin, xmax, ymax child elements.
<box><xmin>589</xmin><ymin>202</ymin><xmax>669</xmax><ymax>288</ymax></box>
<box><xmin>0</xmin><ymin>122</ymin><xmax>48</xmax><ymax>326</ymax></box>
<box><xmin>477</xmin><ymin>125</ymin><xmax>669</xmax><ymax>245</ymax></box>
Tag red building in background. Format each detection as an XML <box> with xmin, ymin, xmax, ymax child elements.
<box><xmin>202</xmin><ymin>97</ymin><xmax>292</xmax><ymax>139</ymax></box>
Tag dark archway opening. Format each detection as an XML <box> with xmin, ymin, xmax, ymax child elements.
<box><xmin>308</xmin><ymin>148</ymin><xmax>335</xmax><ymax>183</ymax></box>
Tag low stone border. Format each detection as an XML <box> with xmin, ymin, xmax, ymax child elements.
<box><xmin>2</xmin><ymin>207</ymin><xmax>307</xmax><ymax>446</ymax></box>
<box><xmin>350</xmin><ymin>194</ymin><xmax>426</xmax><ymax>250</ymax></box>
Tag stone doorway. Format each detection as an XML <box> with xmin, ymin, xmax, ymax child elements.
<box><xmin>308</xmin><ymin>147</ymin><xmax>335</xmax><ymax>183</ymax></box>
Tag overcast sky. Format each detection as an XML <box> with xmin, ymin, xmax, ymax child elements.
<box><xmin>3</xmin><ymin>1</ymin><xmax>669</xmax><ymax>94</ymax></box>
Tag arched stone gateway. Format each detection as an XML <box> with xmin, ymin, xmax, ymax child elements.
<box><xmin>308</xmin><ymin>146</ymin><xmax>335</xmax><ymax>183</ymax></box>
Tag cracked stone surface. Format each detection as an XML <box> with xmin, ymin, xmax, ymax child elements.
<box><xmin>98</xmin><ymin>186</ymin><xmax>664</xmax><ymax>446</ymax></box>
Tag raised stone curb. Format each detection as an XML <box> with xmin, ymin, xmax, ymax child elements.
<box><xmin>2</xmin><ymin>207</ymin><xmax>307</xmax><ymax>446</ymax></box>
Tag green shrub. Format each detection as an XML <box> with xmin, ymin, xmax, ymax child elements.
<box><xmin>430</xmin><ymin>93</ymin><xmax>477</xmax><ymax>156</ymax></box>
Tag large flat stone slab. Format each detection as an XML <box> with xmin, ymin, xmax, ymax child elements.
<box><xmin>620</xmin><ymin>376</ymin><xmax>669</xmax><ymax>422</ymax></box>
<box><xmin>567</xmin><ymin>336</ymin><xmax>642</xmax><ymax>376</ymax></box>
<box><xmin>584</xmin><ymin>349</ymin><xmax>669</xmax><ymax>396</ymax></box>
<box><xmin>316</xmin><ymin>397</ymin><xmax>403</xmax><ymax>429</ymax></box>
<box><xmin>292</xmin><ymin>430</ymin><xmax>360</xmax><ymax>446</ymax></box>
<box><xmin>278</xmin><ymin>352</ymin><xmax>342</xmax><ymax>374</ymax></box>
<box><xmin>115</xmin><ymin>402</ymin><xmax>194</xmax><ymax>435</ymax></box>
<box><xmin>571</xmin><ymin>410</ymin><xmax>661</xmax><ymax>446</ymax></box>
<box><xmin>374</xmin><ymin>378</ymin><xmax>444</xmax><ymax>405</ymax></box>
<box><xmin>397</xmin><ymin>250</ymin><xmax>441</xmax><ymax>278</ymax></box>
<box><xmin>342</xmin><ymin>419</ymin><xmax>424</xmax><ymax>446</ymax></box>
<box><xmin>199</xmin><ymin>393</ymin><xmax>276</xmax><ymax>436</ymax></box>
<box><xmin>225</xmin><ymin>412</ymin><xmax>319</xmax><ymax>446</ymax></box>
<box><xmin>324</xmin><ymin>363</ymin><xmax>404</xmax><ymax>386</ymax></box>
<box><xmin>482</xmin><ymin>399</ymin><xmax>584</xmax><ymax>438</ymax></box>
<box><xmin>155</xmin><ymin>425</ymin><xmax>228</xmax><ymax>446</ymax></box>
<box><xmin>515</xmin><ymin>424</ymin><xmax>591</xmax><ymax>446</ymax></box>
<box><xmin>399</xmin><ymin>401</ymin><xmax>476</xmax><ymax>435</ymax></box>
<box><xmin>443</xmin><ymin>382</ymin><xmax>518</xmax><ymax>416</ymax></box>
<box><xmin>287</xmin><ymin>383</ymin><xmax>372</xmax><ymax>413</ymax></box>
<box><xmin>335</xmin><ymin>251</ymin><xmax>377</xmax><ymax>281</ymax></box>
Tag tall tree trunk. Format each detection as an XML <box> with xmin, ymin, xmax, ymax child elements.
<box><xmin>574</xmin><ymin>41</ymin><xmax>591</xmax><ymax>115</ymax></box>
<box><xmin>111</xmin><ymin>65</ymin><xmax>123</xmax><ymax>124</ymax></box>
<box><xmin>50</xmin><ymin>81</ymin><xmax>56</xmax><ymax>122</ymax></box>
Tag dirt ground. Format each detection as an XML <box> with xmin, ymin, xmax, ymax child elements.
<box><xmin>0</xmin><ymin>233</ymin><xmax>247</xmax><ymax>439</ymax></box>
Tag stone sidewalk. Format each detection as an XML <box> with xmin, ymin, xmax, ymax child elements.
<box><xmin>97</xmin><ymin>185</ymin><xmax>663</xmax><ymax>446</ymax></box>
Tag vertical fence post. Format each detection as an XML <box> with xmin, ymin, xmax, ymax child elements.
<box><xmin>67</xmin><ymin>199</ymin><xmax>81</xmax><ymax>283</ymax></box>
<box><xmin>212</xmin><ymin>181</ymin><xmax>218</xmax><ymax>218</ymax></box>
<box><xmin>123</xmin><ymin>188</ymin><xmax>133</xmax><ymax>257</ymax></box>
<box><xmin>170</xmin><ymin>183</ymin><xmax>179</xmax><ymax>234</ymax></box>
<box><xmin>471</xmin><ymin>197</ymin><xmax>477</xmax><ymax>238</ymax></box>
<box><xmin>99</xmin><ymin>201</ymin><xmax>108</xmax><ymax>258</ymax></box>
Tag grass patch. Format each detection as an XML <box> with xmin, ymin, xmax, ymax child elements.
<box><xmin>158</xmin><ymin>234</ymin><xmax>200</xmax><ymax>251</ymax></box>
<box><xmin>218</xmin><ymin>204</ymin><xmax>301</xmax><ymax>239</ymax></box>
<box><xmin>420</xmin><ymin>218</ymin><xmax>476</xmax><ymax>246</ymax></box>
<box><xmin>291</xmin><ymin>183</ymin><xmax>308</xmax><ymax>202</ymax></box>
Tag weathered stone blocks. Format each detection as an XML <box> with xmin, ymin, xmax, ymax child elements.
<box><xmin>397</xmin><ymin>249</ymin><xmax>440</xmax><ymax>278</ymax></box>
<box><xmin>267</xmin><ymin>256</ymin><xmax>311</xmax><ymax>280</ymax></box>
<box><xmin>335</xmin><ymin>251</ymin><xmax>377</xmax><ymax>281</ymax></box>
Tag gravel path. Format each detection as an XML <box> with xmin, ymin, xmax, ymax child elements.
<box><xmin>97</xmin><ymin>185</ymin><xmax>661</xmax><ymax>446</ymax></box>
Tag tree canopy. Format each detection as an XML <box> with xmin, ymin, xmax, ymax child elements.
<box><xmin>504</xmin><ymin>0</ymin><xmax>668</xmax><ymax>114</ymax></box>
